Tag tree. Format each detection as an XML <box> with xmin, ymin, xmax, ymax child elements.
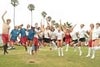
<box><xmin>41</xmin><ymin>11</ymin><xmax>47</xmax><ymax>18</ymax></box>
<box><xmin>54</xmin><ymin>23</ymin><xmax>59</xmax><ymax>28</ymax></box>
<box><xmin>65</xmin><ymin>22</ymin><xmax>72</xmax><ymax>28</ymax></box>
<box><xmin>41</xmin><ymin>11</ymin><xmax>47</xmax><ymax>26</ymax></box>
<box><xmin>51</xmin><ymin>20</ymin><xmax>56</xmax><ymax>25</ymax></box>
<box><xmin>11</xmin><ymin>0</ymin><xmax>19</xmax><ymax>27</ymax></box>
<box><xmin>28</xmin><ymin>4</ymin><xmax>35</xmax><ymax>26</ymax></box>
<box><xmin>46</xmin><ymin>16</ymin><xmax>52</xmax><ymax>22</ymax></box>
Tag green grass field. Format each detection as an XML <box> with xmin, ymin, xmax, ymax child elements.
<box><xmin>0</xmin><ymin>46</ymin><xmax>100</xmax><ymax>67</ymax></box>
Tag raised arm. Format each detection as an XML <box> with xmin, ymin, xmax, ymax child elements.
<box><xmin>2</xmin><ymin>11</ymin><xmax>7</xmax><ymax>23</ymax></box>
<box><xmin>70</xmin><ymin>24</ymin><xmax>77</xmax><ymax>32</ymax></box>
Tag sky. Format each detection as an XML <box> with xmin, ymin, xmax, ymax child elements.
<box><xmin>0</xmin><ymin>0</ymin><xmax>100</xmax><ymax>33</ymax></box>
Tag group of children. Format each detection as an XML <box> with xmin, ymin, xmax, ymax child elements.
<box><xmin>1</xmin><ymin>11</ymin><xmax>100</xmax><ymax>59</ymax></box>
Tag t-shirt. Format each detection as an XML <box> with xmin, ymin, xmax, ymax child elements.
<box><xmin>50</xmin><ymin>31</ymin><xmax>56</xmax><ymax>39</ymax></box>
<box><xmin>78</xmin><ymin>28</ymin><xmax>86</xmax><ymax>38</ymax></box>
<box><xmin>92</xmin><ymin>27</ymin><xmax>100</xmax><ymax>40</ymax></box>
<box><xmin>27</xmin><ymin>29</ymin><xmax>36</xmax><ymax>40</ymax></box>
<box><xmin>10</xmin><ymin>29</ymin><xmax>20</xmax><ymax>40</ymax></box>
<box><xmin>56</xmin><ymin>31</ymin><xmax>64</xmax><ymax>40</ymax></box>
<box><xmin>70</xmin><ymin>31</ymin><xmax>78</xmax><ymax>40</ymax></box>
<box><xmin>19</xmin><ymin>28</ymin><xmax>26</xmax><ymax>37</ymax></box>
<box><xmin>44</xmin><ymin>29</ymin><xmax>51</xmax><ymax>38</ymax></box>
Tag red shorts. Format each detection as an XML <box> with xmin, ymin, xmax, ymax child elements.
<box><xmin>88</xmin><ymin>40</ymin><xmax>93</xmax><ymax>47</ymax></box>
<box><xmin>20</xmin><ymin>36</ymin><xmax>27</xmax><ymax>45</ymax></box>
<box><xmin>65</xmin><ymin>38</ymin><xmax>71</xmax><ymax>44</ymax></box>
<box><xmin>2</xmin><ymin>34</ymin><xmax>9</xmax><ymax>44</ymax></box>
<box><xmin>33</xmin><ymin>37</ymin><xmax>38</xmax><ymax>46</ymax></box>
<box><xmin>65</xmin><ymin>34</ymin><xmax>71</xmax><ymax>44</ymax></box>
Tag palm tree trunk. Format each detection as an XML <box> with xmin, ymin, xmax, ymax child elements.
<box><xmin>13</xmin><ymin>6</ymin><xmax>15</xmax><ymax>27</ymax></box>
<box><xmin>31</xmin><ymin>11</ymin><xmax>33</xmax><ymax>26</ymax></box>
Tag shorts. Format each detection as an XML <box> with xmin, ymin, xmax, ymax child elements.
<box><xmin>38</xmin><ymin>37</ymin><xmax>43</xmax><ymax>42</ymax></box>
<box><xmin>51</xmin><ymin>39</ymin><xmax>56</xmax><ymax>42</ymax></box>
<box><xmin>43</xmin><ymin>38</ymin><xmax>51</xmax><ymax>43</ymax></box>
<box><xmin>72</xmin><ymin>39</ymin><xmax>78</xmax><ymax>44</ymax></box>
<box><xmin>20</xmin><ymin>36</ymin><xmax>27</xmax><ymax>44</ymax></box>
<box><xmin>65</xmin><ymin>38</ymin><xmax>71</xmax><ymax>44</ymax></box>
<box><xmin>33</xmin><ymin>37</ymin><xmax>38</xmax><ymax>46</ymax></box>
<box><xmin>27</xmin><ymin>38</ymin><xmax>33</xmax><ymax>41</ymax></box>
<box><xmin>79</xmin><ymin>38</ymin><xmax>86</xmax><ymax>42</ymax></box>
<box><xmin>63</xmin><ymin>37</ymin><xmax>65</xmax><ymax>42</ymax></box>
<box><xmin>2</xmin><ymin>34</ymin><xmax>9</xmax><ymax>44</ymax></box>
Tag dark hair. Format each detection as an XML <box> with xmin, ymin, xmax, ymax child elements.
<box><xmin>96</xmin><ymin>23</ymin><xmax>100</xmax><ymax>26</ymax></box>
<box><xmin>7</xmin><ymin>19</ymin><xmax>11</xmax><ymax>22</ymax></box>
<box><xmin>31</xmin><ymin>26</ymin><xmax>35</xmax><ymax>31</ymax></box>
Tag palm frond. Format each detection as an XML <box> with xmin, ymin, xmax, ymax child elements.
<box><xmin>28</xmin><ymin>4</ymin><xmax>35</xmax><ymax>11</ymax></box>
<box><xmin>51</xmin><ymin>20</ymin><xmax>55</xmax><ymax>25</ymax></box>
<box><xmin>11</xmin><ymin>0</ymin><xmax>19</xmax><ymax>7</ymax></box>
<box><xmin>46</xmin><ymin>16</ymin><xmax>52</xmax><ymax>22</ymax></box>
<box><xmin>41</xmin><ymin>11</ymin><xmax>47</xmax><ymax>18</ymax></box>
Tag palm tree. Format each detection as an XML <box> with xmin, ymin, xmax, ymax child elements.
<box><xmin>63</xmin><ymin>22</ymin><xmax>72</xmax><ymax>28</ymax></box>
<box><xmin>46</xmin><ymin>16</ymin><xmax>52</xmax><ymax>26</ymax></box>
<box><xmin>11</xmin><ymin>0</ymin><xmax>19</xmax><ymax>27</ymax></box>
<box><xmin>46</xmin><ymin>16</ymin><xmax>52</xmax><ymax>22</ymax></box>
<box><xmin>54</xmin><ymin>23</ymin><xmax>59</xmax><ymax>28</ymax></box>
<box><xmin>28</xmin><ymin>4</ymin><xmax>35</xmax><ymax>26</ymax></box>
<box><xmin>41</xmin><ymin>11</ymin><xmax>47</xmax><ymax>18</ymax></box>
<box><xmin>66</xmin><ymin>22</ymin><xmax>72</xmax><ymax>28</ymax></box>
<box><xmin>41</xmin><ymin>11</ymin><xmax>47</xmax><ymax>26</ymax></box>
<box><xmin>51</xmin><ymin>20</ymin><xmax>56</xmax><ymax>25</ymax></box>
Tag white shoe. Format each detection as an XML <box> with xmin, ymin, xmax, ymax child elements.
<box><xmin>8</xmin><ymin>47</ymin><xmax>12</xmax><ymax>50</ymax></box>
<box><xmin>91</xmin><ymin>55</ymin><xmax>95</xmax><ymax>59</ymax></box>
<box><xmin>86</xmin><ymin>54</ymin><xmax>90</xmax><ymax>57</ymax></box>
<box><xmin>30</xmin><ymin>51</ymin><xmax>32</xmax><ymax>55</ymax></box>
<box><xmin>65</xmin><ymin>49</ymin><xmax>68</xmax><ymax>52</ymax></box>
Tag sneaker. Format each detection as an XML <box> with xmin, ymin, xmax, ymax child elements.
<box><xmin>8</xmin><ymin>47</ymin><xmax>12</xmax><ymax>50</ymax></box>
<box><xmin>91</xmin><ymin>55</ymin><xmax>95</xmax><ymax>59</ymax></box>
<box><xmin>86</xmin><ymin>54</ymin><xmax>90</xmax><ymax>57</ymax></box>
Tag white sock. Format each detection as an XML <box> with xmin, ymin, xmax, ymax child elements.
<box><xmin>29</xmin><ymin>47</ymin><xmax>32</xmax><ymax>55</ymax></box>
<box><xmin>66</xmin><ymin>44</ymin><xmax>69</xmax><ymax>51</ymax></box>
<box><xmin>86</xmin><ymin>47</ymin><xmax>91</xmax><ymax>57</ymax></box>
<box><xmin>78</xmin><ymin>47</ymin><xmax>82</xmax><ymax>56</ymax></box>
<box><xmin>91</xmin><ymin>47</ymin><xmax>95</xmax><ymax>59</ymax></box>
<box><xmin>61</xmin><ymin>48</ymin><xmax>64</xmax><ymax>56</ymax></box>
<box><xmin>58</xmin><ymin>47</ymin><xmax>60</xmax><ymax>56</ymax></box>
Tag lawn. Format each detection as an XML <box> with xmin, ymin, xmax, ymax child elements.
<box><xmin>0</xmin><ymin>46</ymin><xmax>100</xmax><ymax>67</ymax></box>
